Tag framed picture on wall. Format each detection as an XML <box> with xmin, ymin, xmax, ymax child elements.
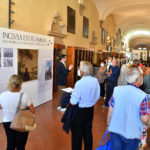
<box><xmin>101</xmin><ymin>28</ymin><xmax>105</xmax><ymax>44</ymax></box>
<box><xmin>83</xmin><ymin>16</ymin><xmax>89</xmax><ymax>38</ymax></box>
<box><xmin>67</xmin><ymin>6</ymin><xmax>76</xmax><ymax>34</ymax></box>
<box><xmin>18</xmin><ymin>49</ymin><xmax>38</xmax><ymax>82</ymax></box>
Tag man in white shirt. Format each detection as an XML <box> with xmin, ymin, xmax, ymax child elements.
<box><xmin>70</xmin><ymin>61</ymin><xmax>100</xmax><ymax>150</ymax></box>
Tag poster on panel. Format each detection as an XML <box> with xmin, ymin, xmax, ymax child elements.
<box><xmin>45</xmin><ymin>60</ymin><xmax>52</xmax><ymax>81</ymax></box>
<box><xmin>18</xmin><ymin>49</ymin><xmax>38</xmax><ymax>82</ymax></box>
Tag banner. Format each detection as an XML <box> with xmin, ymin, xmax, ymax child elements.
<box><xmin>0</xmin><ymin>27</ymin><xmax>53</xmax><ymax>50</ymax></box>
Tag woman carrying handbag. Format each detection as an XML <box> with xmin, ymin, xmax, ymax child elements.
<box><xmin>0</xmin><ymin>75</ymin><xmax>35</xmax><ymax>150</ymax></box>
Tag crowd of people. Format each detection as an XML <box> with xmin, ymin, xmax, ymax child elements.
<box><xmin>0</xmin><ymin>53</ymin><xmax>149</xmax><ymax>150</ymax></box>
<box><xmin>97</xmin><ymin>57</ymin><xmax>150</xmax><ymax>150</ymax></box>
<box><xmin>58</xmin><ymin>54</ymin><xmax>150</xmax><ymax>150</ymax></box>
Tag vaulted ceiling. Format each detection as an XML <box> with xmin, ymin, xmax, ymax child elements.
<box><xmin>93</xmin><ymin>0</ymin><xmax>150</xmax><ymax>49</ymax></box>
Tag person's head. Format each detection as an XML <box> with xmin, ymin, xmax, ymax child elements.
<box><xmin>100</xmin><ymin>60</ymin><xmax>106</xmax><ymax>67</ymax></box>
<box><xmin>128</xmin><ymin>64</ymin><xmax>138</xmax><ymax>69</ymax></box>
<box><xmin>121</xmin><ymin>58</ymin><xmax>126</xmax><ymax>65</ymax></box>
<box><xmin>132</xmin><ymin>59</ymin><xmax>139</xmax><ymax>66</ymax></box>
<box><xmin>143</xmin><ymin>62</ymin><xmax>148</xmax><ymax>67</ymax></box>
<box><xmin>7</xmin><ymin>75</ymin><xmax>23</xmax><ymax>91</ymax></box>
<box><xmin>108</xmin><ymin>56</ymin><xmax>112</xmax><ymax>63</ymax></box>
<box><xmin>60</xmin><ymin>54</ymin><xmax>67</xmax><ymax>63</ymax></box>
<box><xmin>126</xmin><ymin>67</ymin><xmax>143</xmax><ymax>86</ymax></box>
<box><xmin>79</xmin><ymin>61</ymin><xmax>93</xmax><ymax>76</ymax></box>
<box><xmin>112</xmin><ymin>57</ymin><xmax>117</xmax><ymax>66</ymax></box>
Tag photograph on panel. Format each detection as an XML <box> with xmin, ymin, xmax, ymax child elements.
<box><xmin>3</xmin><ymin>48</ymin><xmax>13</xmax><ymax>67</ymax></box>
<box><xmin>18</xmin><ymin>49</ymin><xmax>38</xmax><ymax>82</ymax></box>
<box><xmin>45</xmin><ymin>60</ymin><xmax>52</xmax><ymax>80</ymax></box>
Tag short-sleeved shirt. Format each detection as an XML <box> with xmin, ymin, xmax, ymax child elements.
<box><xmin>109</xmin><ymin>95</ymin><xmax>150</xmax><ymax>116</ymax></box>
<box><xmin>70</xmin><ymin>76</ymin><xmax>100</xmax><ymax>108</ymax></box>
<box><xmin>0</xmin><ymin>91</ymin><xmax>32</xmax><ymax>122</ymax></box>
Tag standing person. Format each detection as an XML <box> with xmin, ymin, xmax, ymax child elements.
<box><xmin>0</xmin><ymin>75</ymin><xmax>35</xmax><ymax>150</ymax></box>
<box><xmin>119</xmin><ymin>58</ymin><xmax>128</xmax><ymax>85</ymax></box>
<box><xmin>107</xmin><ymin>68</ymin><xmax>150</xmax><ymax>150</ymax></box>
<box><xmin>70</xmin><ymin>61</ymin><xmax>100</xmax><ymax>150</ymax></box>
<box><xmin>132</xmin><ymin>59</ymin><xmax>144</xmax><ymax>74</ymax></box>
<box><xmin>132</xmin><ymin>59</ymin><xmax>139</xmax><ymax>66</ymax></box>
<box><xmin>57</xmin><ymin>54</ymin><xmax>73</xmax><ymax>111</ymax></box>
<box><xmin>103</xmin><ymin>57</ymin><xmax>120</xmax><ymax>108</ymax></box>
<box><xmin>97</xmin><ymin>61</ymin><xmax>107</xmax><ymax>100</ymax></box>
<box><xmin>141</xmin><ymin>67</ymin><xmax>150</xmax><ymax>148</ymax></box>
<box><xmin>106</xmin><ymin>56</ymin><xmax>113</xmax><ymax>71</ymax></box>
<box><xmin>142</xmin><ymin>63</ymin><xmax>149</xmax><ymax>77</ymax></box>
<box><xmin>143</xmin><ymin>67</ymin><xmax>150</xmax><ymax>94</ymax></box>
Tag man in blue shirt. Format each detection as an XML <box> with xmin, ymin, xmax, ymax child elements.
<box><xmin>103</xmin><ymin>57</ymin><xmax>120</xmax><ymax>107</ymax></box>
<box><xmin>70</xmin><ymin>61</ymin><xmax>100</xmax><ymax>150</ymax></box>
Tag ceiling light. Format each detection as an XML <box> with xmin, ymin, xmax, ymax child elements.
<box><xmin>134</xmin><ymin>31</ymin><xmax>149</xmax><ymax>35</ymax></box>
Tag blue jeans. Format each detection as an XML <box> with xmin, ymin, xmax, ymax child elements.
<box><xmin>111</xmin><ymin>132</ymin><xmax>140</xmax><ymax>150</ymax></box>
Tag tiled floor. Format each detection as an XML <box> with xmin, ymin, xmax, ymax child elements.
<box><xmin>0</xmin><ymin>92</ymin><xmax>149</xmax><ymax>150</ymax></box>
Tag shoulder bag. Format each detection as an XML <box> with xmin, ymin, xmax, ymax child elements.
<box><xmin>10</xmin><ymin>93</ymin><xmax>36</xmax><ymax>132</ymax></box>
<box><xmin>95</xmin><ymin>130</ymin><xmax>111</xmax><ymax>150</ymax></box>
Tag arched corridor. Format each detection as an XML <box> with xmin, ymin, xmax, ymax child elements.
<box><xmin>0</xmin><ymin>0</ymin><xmax>150</xmax><ymax>150</ymax></box>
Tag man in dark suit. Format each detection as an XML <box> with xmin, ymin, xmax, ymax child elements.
<box><xmin>57</xmin><ymin>54</ymin><xmax>73</xmax><ymax>111</ymax></box>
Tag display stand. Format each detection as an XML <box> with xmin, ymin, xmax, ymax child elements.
<box><xmin>0</xmin><ymin>27</ymin><xmax>54</xmax><ymax>123</ymax></box>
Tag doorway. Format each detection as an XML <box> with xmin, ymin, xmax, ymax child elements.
<box><xmin>53</xmin><ymin>44</ymin><xmax>66</xmax><ymax>92</ymax></box>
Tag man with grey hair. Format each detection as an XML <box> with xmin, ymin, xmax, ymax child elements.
<box><xmin>107</xmin><ymin>67</ymin><xmax>150</xmax><ymax>150</ymax></box>
<box><xmin>70</xmin><ymin>61</ymin><xmax>100</xmax><ymax>150</ymax></box>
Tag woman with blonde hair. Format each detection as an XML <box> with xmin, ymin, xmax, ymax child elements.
<box><xmin>0</xmin><ymin>74</ymin><xmax>35</xmax><ymax>150</ymax></box>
